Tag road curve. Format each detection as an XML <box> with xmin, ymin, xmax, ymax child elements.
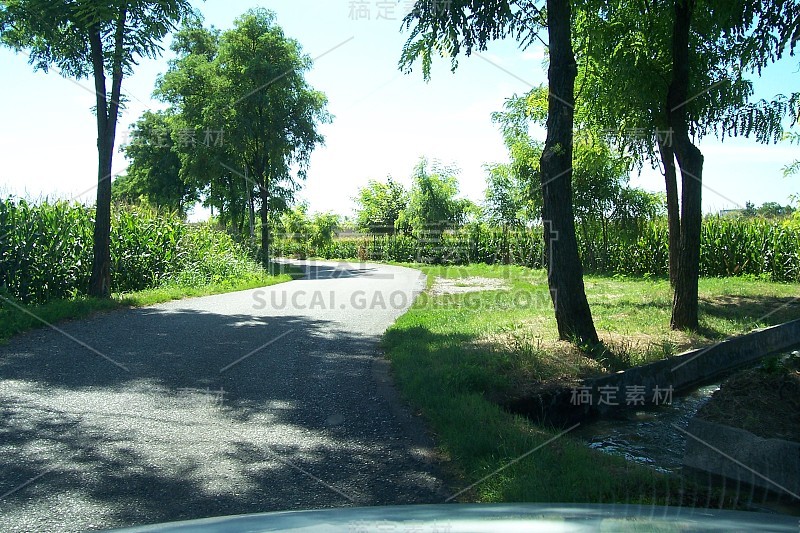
<box><xmin>0</xmin><ymin>260</ymin><xmax>445</xmax><ymax>532</ymax></box>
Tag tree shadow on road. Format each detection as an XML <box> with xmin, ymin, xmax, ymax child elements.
<box><xmin>277</xmin><ymin>260</ymin><xmax>393</xmax><ymax>281</ymax></box>
<box><xmin>0</xmin><ymin>305</ymin><xmax>444</xmax><ymax>531</ymax></box>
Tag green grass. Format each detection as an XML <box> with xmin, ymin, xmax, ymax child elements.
<box><xmin>0</xmin><ymin>270</ymin><xmax>294</xmax><ymax>343</ymax></box>
<box><xmin>382</xmin><ymin>263</ymin><xmax>800</xmax><ymax>504</ymax></box>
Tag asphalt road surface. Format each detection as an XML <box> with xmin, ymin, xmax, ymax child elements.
<box><xmin>0</xmin><ymin>260</ymin><xmax>446</xmax><ymax>532</ymax></box>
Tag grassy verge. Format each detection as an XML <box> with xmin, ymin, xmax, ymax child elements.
<box><xmin>382</xmin><ymin>263</ymin><xmax>800</xmax><ymax>504</ymax></box>
<box><xmin>0</xmin><ymin>268</ymin><xmax>299</xmax><ymax>343</ymax></box>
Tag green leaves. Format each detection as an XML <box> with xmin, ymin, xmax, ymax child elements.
<box><xmin>0</xmin><ymin>197</ymin><xmax>93</xmax><ymax>304</ymax></box>
<box><xmin>404</xmin><ymin>158</ymin><xmax>471</xmax><ymax>237</ymax></box>
<box><xmin>782</xmin><ymin>130</ymin><xmax>800</xmax><ymax>178</ymax></box>
<box><xmin>574</xmin><ymin>0</ymin><xmax>799</xmax><ymax>161</ymax></box>
<box><xmin>116</xmin><ymin>109</ymin><xmax>198</xmax><ymax>214</ymax></box>
<box><xmin>354</xmin><ymin>177</ymin><xmax>409</xmax><ymax>234</ymax></box>
<box><xmin>154</xmin><ymin>9</ymin><xmax>330</xmax><ymax>246</ymax></box>
<box><xmin>0</xmin><ymin>198</ymin><xmax>265</xmax><ymax>305</ymax></box>
<box><xmin>0</xmin><ymin>0</ymin><xmax>193</xmax><ymax>79</ymax></box>
<box><xmin>490</xmin><ymin>88</ymin><xmax>647</xmax><ymax>226</ymax></box>
<box><xmin>483</xmin><ymin>162</ymin><xmax>526</xmax><ymax>228</ymax></box>
<box><xmin>399</xmin><ymin>1</ymin><xmax>544</xmax><ymax>79</ymax></box>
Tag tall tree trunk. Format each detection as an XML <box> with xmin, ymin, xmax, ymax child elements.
<box><xmin>580</xmin><ymin>221</ymin><xmax>595</xmax><ymax>271</ymax></box>
<box><xmin>658</xmin><ymin>138</ymin><xmax>681</xmax><ymax>287</ymax></box>
<box><xmin>87</xmin><ymin>10</ymin><xmax>125</xmax><ymax>298</ymax></box>
<box><xmin>210</xmin><ymin>181</ymin><xmax>214</xmax><ymax>219</ymax></box>
<box><xmin>668</xmin><ymin>0</ymin><xmax>704</xmax><ymax>330</ymax></box>
<box><xmin>247</xmin><ymin>183</ymin><xmax>255</xmax><ymax>243</ymax></box>
<box><xmin>227</xmin><ymin>179</ymin><xmax>236</xmax><ymax>230</ymax></box>
<box><xmin>540</xmin><ymin>0</ymin><xmax>599</xmax><ymax>346</ymax></box>
<box><xmin>260</xmin><ymin>180</ymin><xmax>270</xmax><ymax>269</ymax></box>
<box><xmin>88</xmin><ymin>29</ymin><xmax>111</xmax><ymax>298</ymax></box>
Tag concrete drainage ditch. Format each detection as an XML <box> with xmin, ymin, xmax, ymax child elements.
<box><xmin>503</xmin><ymin>319</ymin><xmax>800</xmax><ymax>497</ymax></box>
<box><xmin>683</xmin><ymin>417</ymin><xmax>800</xmax><ymax>496</ymax></box>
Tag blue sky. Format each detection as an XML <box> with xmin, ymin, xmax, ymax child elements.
<box><xmin>1</xmin><ymin>0</ymin><xmax>798</xmax><ymax>219</ymax></box>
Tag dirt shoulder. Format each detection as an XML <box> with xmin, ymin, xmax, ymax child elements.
<box><xmin>695</xmin><ymin>352</ymin><xmax>800</xmax><ymax>442</ymax></box>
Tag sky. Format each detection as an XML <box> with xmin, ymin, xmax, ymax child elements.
<box><xmin>0</xmin><ymin>0</ymin><xmax>798</xmax><ymax>220</ymax></box>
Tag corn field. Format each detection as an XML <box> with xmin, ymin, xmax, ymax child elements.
<box><xmin>0</xmin><ymin>198</ymin><xmax>265</xmax><ymax>305</ymax></box>
<box><xmin>276</xmin><ymin>217</ymin><xmax>800</xmax><ymax>282</ymax></box>
<box><xmin>3</xmin><ymin>198</ymin><xmax>797</xmax><ymax>308</ymax></box>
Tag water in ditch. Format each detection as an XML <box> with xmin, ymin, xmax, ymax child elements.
<box><xmin>571</xmin><ymin>383</ymin><xmax>721</xmax><ymax>473</ymax></box>
<box><xmin>573</xmin><ymin>349</ymin><xmax>800</xmax><ymax>473</ymax></box>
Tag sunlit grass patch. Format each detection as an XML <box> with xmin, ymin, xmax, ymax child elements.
<box><xmin>383</xmin><ymin>263</ymin><xmax>800</xmax><ymax>505</ymax></box>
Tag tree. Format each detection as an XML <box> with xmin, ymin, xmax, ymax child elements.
<box><xmin>115</xmin><ymin>109</ymin><xmax>197</xmax><ymax>215</ymax></box>
<box><xmin>400</xmin><ymin>158</ymin><xmax>469</xmax><ymax>237</ymax></box>
<box><xmin>219</xmin><ymin>9</ymin><xmax>329</xmax><ymax>266</ymax></box>
<box><xmin>1</xmin><ymin>0</ymin><xmax>192</xmax><ymax>297</ymax></box>
<box><xmin>483</xmin><ymin>163</ymin><xmax>526</xmax><ymax>229</ymax></box>
<box><xmin>759</xmin><ymin>202</ymin><xmax>795</xmax><ymax>218</ymax></box>
<box><xmin>156</xmin><ymin>10</ymin><xmax>331</xmax><ymax>266</ymax></box>
<box><xmin>613</xmin><ymin>188</ymin><xmax>666</xmax><ymax>224</ymax></box>
<box><xmin>666</xmin><ymin>0</ymin><xmax>798</xmax><ymax>329</ymax></box>
<box><xmin>573</xmin><ymin>0</ymin><xmax>800</xmax><ymax>329</ymax></box>
<box><xmin>401</xmin><ymin>0</ymin><xmax>599</xmax><ymax>345</ymax></box>
<box><xmin>308</xmin><ymin>212</ymin><xmax>340</xmax><ymax>250</ymax></box>
<box><xmin>489</xmin><ymin>100</ymin><xmax>664</xmax><ymax>230</ymax></box>
<box><xmin>661</xmin><ymin>0</ymin><xmax>703</xmax><ymax>329</ymax></box>
<box><xmin>489</xmin><ymin>93</ymin><xmax>544</xmax><ymax>225</ymax></box>
<box><xmin>277</xmin><ymin>204</ymin><xmax>310</xmax><ymax>252</ymax></box>
<box><xmin>154</xmin><ymin>18</ymin><xmax>237</xmax><ymax>227</ymax></box>
<box><xmin>492</xmin><ymin>82</ymin><xmax>666</xmax><ymax>326</ymax></box>
<box><xmin>492</xmin><ymin>91</ymin><xmax>646</xmax><ymax>228</ymax></box>
<box><xmin>739</xmin><ymin>201</ymin><xmax>796</xmax><ymax>219</ymax></box>
<box><xmin>354</xmin><ymin>177</ymin><xmax>408</xmax><ymax>234</ymax></box>
<box><xmin>482</xmin><ymin>162</ymin><xmax>528</xmax><ymax>264</ymax></box>
<box><xmin>784</xmin><ymin>131</ymin><xmax>800</xmax><ymax>178</ymax></box>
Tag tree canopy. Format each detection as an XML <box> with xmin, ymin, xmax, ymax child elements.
<box><xmin>354</xmin><ymin>177</ymin><xmax>409</xmax><ymax>234</ymax></box>
<box><xmin>153</xmin><ymin>8</ymin><xmax>331</xmax><ymax>265</ymax></box>
<box><xmin>0</xmin><ymin>0</ymin><xmax>194</xmax><ymax>296</ymax></box>
<box><xmin>399</xmin><ymin>158</ymin><xmax>470</xmax><ymax>237</ymax></box>
<box><xmin>115</xmin><ymin>109</ymin><xmax>198</xmax><ymax>214</ymax></box>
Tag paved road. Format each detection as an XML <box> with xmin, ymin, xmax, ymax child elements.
<box><xmin>0</xmin><ymin>260</ymin><xmax>446</xmax><ymax>532</ymax></box>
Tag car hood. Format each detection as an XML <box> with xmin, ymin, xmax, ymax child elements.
<box><xmin>111</xmin><ymin>503</ymin><xmax>798</xmax><ymax>532</ymax></box>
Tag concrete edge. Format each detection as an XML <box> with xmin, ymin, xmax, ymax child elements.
<box><xmin>683</xmin><ymin>418</ymin><xmax>800</xmax><ymax>498</ymax></box>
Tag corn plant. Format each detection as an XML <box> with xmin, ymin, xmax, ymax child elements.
<box><xmin>282</xmin><ymin>216</ymin><xmax>799</xmax><ymax>282</ymax></box>
<box><xmin>0</xmin><ymin>198</ymin><xmax>266</xmax><ymax>305</ymax></box>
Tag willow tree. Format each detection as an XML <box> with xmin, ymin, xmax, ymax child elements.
<box><xmin>401</xmin><ymin>0</ymin><xmax>599</xmax><ymax>345</ymax></box>
<box><xmin>0</xmin><ymin>0</ymin><xmax>192</xmax><ymax>297</ymax></box>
